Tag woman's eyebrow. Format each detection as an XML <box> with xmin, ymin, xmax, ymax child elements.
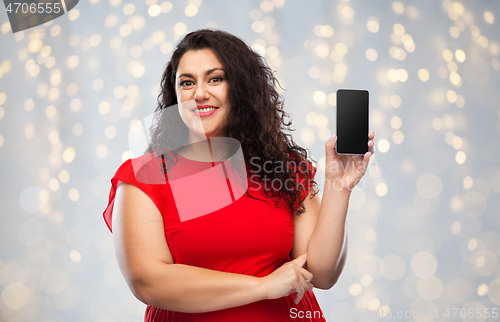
<box><xmin>178</xmin><ymin>68</ymin><xmax>224</xmax><ymax>79</ymax></box>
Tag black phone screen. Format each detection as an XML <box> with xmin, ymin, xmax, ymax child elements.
<box><xmin>336</xmin><ymin>89</ymin><xmax>369</xmax><ymax>155</ymax></box>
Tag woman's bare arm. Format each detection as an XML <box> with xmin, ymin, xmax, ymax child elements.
<box><xmin>112</xmin><ymin>181</ymin><xmax>267</xmax><ymax>313</ymax></box>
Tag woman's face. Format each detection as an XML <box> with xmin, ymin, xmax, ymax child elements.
<box><xmin>176</xmin><ymin>48</ymin><xmax>231</xmax><ymax>141</ymax></box>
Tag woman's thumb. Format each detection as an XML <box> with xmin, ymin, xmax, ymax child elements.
<box><xmin>292</xmin><ymin>253</ymin><xmax>307</xmax><ymax>267</ymax></box>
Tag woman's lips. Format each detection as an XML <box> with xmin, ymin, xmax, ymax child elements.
<box><xmin>192</xmin><ymin>107</ymin><xmax>219</xmax><ymax>117</ymax></box>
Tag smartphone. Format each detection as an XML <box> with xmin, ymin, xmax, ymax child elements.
<box><xmin>336</xmin><ymin>89</ymin><xmax>369</xmax><ymax>155</ymax></box>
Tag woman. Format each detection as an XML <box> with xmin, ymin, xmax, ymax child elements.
<box><xmin>103</xmin><ymin>29</ymin><xmax>376</xmax><ymax>321</ymax></box>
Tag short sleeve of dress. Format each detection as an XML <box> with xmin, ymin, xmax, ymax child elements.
<box><xmin>102</xmin><ymin>158</ymin><xmax>161</xmax><ymax>233</ymax></box>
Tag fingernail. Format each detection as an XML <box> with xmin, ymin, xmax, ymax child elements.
<box><xmin>330</xmin><ymin>134</ymin><xmax>335</xmax><ymax>142</ymax></box>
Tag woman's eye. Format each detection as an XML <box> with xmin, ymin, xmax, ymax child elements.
<box><xmin>180</xmin><ymin>80</ymin><xmax>193</xmax><ymax>87</ymax></box>
<box><xmin>210</xmin><ymin>77</ymin><xmax>223</xmax><ymax>83</ymax></box>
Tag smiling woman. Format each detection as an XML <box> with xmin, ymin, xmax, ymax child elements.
<box><xmin>102</xmin><ymin>29</ymin><xmax>347</xmax><ymax>322</ymax></box>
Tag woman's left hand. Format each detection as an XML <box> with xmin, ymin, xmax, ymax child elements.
<box><xmin>324</xmin><ymin>131</ymin><xmax>376</xmax><ymax>192</ymax></box>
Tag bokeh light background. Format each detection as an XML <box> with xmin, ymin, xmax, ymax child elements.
<box><xmin>1</xmin><ymin>0</ymin><xmax>500</xmax><ymax>321</ymax></box>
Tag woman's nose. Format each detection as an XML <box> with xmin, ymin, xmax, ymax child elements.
<box><xmin>194</xmin><ymin>84</ymin><xmax>209</xmax><ymax>101</ymax></box>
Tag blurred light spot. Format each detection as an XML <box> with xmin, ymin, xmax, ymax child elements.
<box><xmin>449</xmin><ymin>26</ymin><xmax>460</xmax><ymax>38</ymax></box>
<box><xmin>48</xmin><ymin>178</ymin><xmax>60</xmax><ymax>191</ymax></box>
<box><xmin>63</xmin><ymin>147</ymin><xmax>76</xmax><ymax>163</ymax></box>
<box><xmin>451</xmin><ymin>221</ymin><xmax>461</xmax><ymax>234</ymax></box>
<box><xmin>389</xmin><ymin>46</ymin><xmax>406</xmax><ymax>61</ymax></box>
<box><xmin>455</xmin><ymin>49</ymin><xmax>466</xmax><ymax>62</ymax></box>
<box><xmin>477</xmin><ymin>283</ymin><xmax>488</xmax><ymax>296</ymax></box>
<box><xmin>397</xmin><ymin>69</ymin><xmax>408</xmax><ymax>82</ymax></box>
<box><xmin>387</xmin><ymin>69</ymin><xmax>398</xmax><ymax>82</ymax></box>
<box><xmin>335</xmin><ymin>43</ymin><xmax>348</xmax><ymax>55</ymax></box>
<box><xmin>411</xmin><ymin>252</ymin><xmax>437</xmax><ymax>278</ymax></box>
<box><xmin>185</xmin><ymin>4</ymin><xmax>198</xmax><ymax>16</ymax></box>
<box><xmin>368</xmin><ymin>299</ymin><xmax>380</xmax><ymax>310</ymax></box>
<box><xmin>96</xmin><ymin>144</ymin><xmax>109</xmax><ymax>158</ymax></box>
<box><xmin>456</xmin><ymin>151</ymin><xmax>466</xmax><ymax>164</ymax></box>
<box><xmin>417</xmin><ymin>276</ymin><xmax>443</xmax><ymax>300</ymax></box>
<box><xmin>450</xmin><ymin>195</ymin><xmax>464</xmax><ymax>213</ymax></box>
<box><xmin>41</xmin><ymin>269</ymin><xmax>67</xmax><ymax>295</ymax></box>
<box><xmin>364</xmin><ymin>229</ymin><xmax>376</xmax><ymax>241</ymax></box>
<box><xmin>360</xmin><ymin>275</ymin><xmax>373</xmax><ymax>287</ymax></box>
<box><xmin>105</xmin><ymin>14</ymin><xmax>118</xmax><ymax>27</ymax></box>
<box><xmin>122</xmin><ymin>150</ymin><xmax>134</xmax><ymax>161</ymax></box>
<box><xmin>447</xmin><ymin>61</ymin><xmax>458</xmax><ymax>73</ymax></box>
<box><xmin>67</xmin><ymin>55</ymin><xmax>79</xmax><ymax>68</ymax></box>
<box><xmin>468</xmin><ymin>238</ymin><xmax>478</xmax><ymax>251</ymax></box>
<box><xmin>24</xmin><ymin>99</ymin><xmax>34</xmax><ymax>111</ymax></box>
<box><xmin>68</xmin><ymin>9</ymin><xmax>80</xmax><ymax>20</ymax></box>
<box><xmin>489</xmin><ymin>280</ymin><xmax>500</xmax><ymax>305</ymax></box>
<box><xmin>174</xmin><ymin>22</ymin><xmax>187</xmax><ymax>35</ymax></box>
<box><xmin>308</xmin><ymin>66</ymin><xmax>321</xmax><ymax>79</ymax></box>
<box><xmin>416</xmin><ymin>173</ymin><xmax>442</xmax><ymax>199</ymax></box>
<box><xmin>446</xmin><ymin>90</ymin><xmax>457</xmax><ymax>103</ymax></box>
<box><xmin>119</xmin><ymin>24</ymin><xmax>132</xmax><ymax>37</ymax></box>
<box><xmin>484</xmin><ymin>11</ymin><xmax>494</xmax><ymax>24</ymax></box>
<box><xmin>260</xmin><ymin>0</ymin><xmax>274</xmax><ymax>12</ymax></box>
<box><xmin>59</xmin><ymin>170</ymin><xmax>70</xmax><ymax>183</ymax></box>
<box><xmin>389</xmin><ymin>95</ymin><xmax>401</xmax><ymax>108</ymax></box>
<box><xmin>306</xmin><ymin>112</ymin><xmax>317</xmax><ymax>126</ymax></box>
<box><xmin>161</xmin><ymin>1</ymin><xmax>173</xmax><ymax>13</ymax></box>
<box><xmin>392</xmin><ymin>131</ymin><xmax>404</xmax><ymax>144</ymax></box>
<box><xmin>99</xmin><ymin>101</ymin><xmax>111</xmax><ymax>114</ymax></box>
<box><xmin>320</xmin><ymin>25</ymin><xmax>334</xmax><ymax>37</ymax></box>
<box><xmin>452</xmin><ymin>136</ymin><xmax>463</xmax><ymax>149</ymax></box>
<box><xmin>68</xmin><ymin>188</ymin><xmax>80</xmax><ymax>202</ymax></box>
<box><xmin>160</xmin><ymin>42</ymin><xmax>173</xmax><ymax>55</ymax></box>
<box><xmin>300</xmin><ymin>128</ymin><xmax>315</xmax><ymax>146</ymax></box>
<box><xmin>110</xmin><ymin>37</ymin><xmax>122</xmax><ymax>49</ymax></box>
<box><xmin>336</xmin><ymin>3</ymin><xmax>354</xmax><ymax>18</ymax></box>
<box><xmin>1</xmin><ymin>283</ymin><xmax>30</xmax><ymax>309</ymax></box>
<box><xmin>72</xmin><ymin>123</ymin><xmax>83</xmax><ymax>137</ymax></box>
<box><xmin>449</xmin><ymin>72</ymin><xmax>461</xmax><ymax>86</ymax></box>
<box><xmin>92</xmin><ymin>79</ymin><xmax>104</xmax><ymax>91</ymax></box>
<box><xmin>315</xmin><ymin>44</ymin><xmax>329</xmax><ymax>57</ymax></box>
<box><xmin>70</xmin><ymin>250</ymin><xmax>82</xmax><ymax>262</ymax></box>
<box><xmin>392</xmin><ymin>1</ymin><xmax>404</xmax><ymax>14</ymax></box>
<box><xmin>393</xmin><ymin>23</ymin><xmax>405</xmax><ymax>36</ymax></box>
<box><xmin>123</xmin><ymin>3</ymin><xmax>135</xmax><ymax>15</ymax></box>
<box><xmin>390</xmin><ymin>116</ymin><xmax>402</xmax><ymax>129</ymax></box>
<box><xmin>327</xmin><ymin>93</ymin><xmax>336</xmax><ymax>106</ymax></box>
<box><xmin>376</xmin><ymin>182</ymin><xmax>388</xmax><ymax>196</ymax></box>
<box><xmin>249</xmin><ymin>9</ymin><xmax>262</xmax><ymax>20</ymax></box>
<box><xmin>105</xmin><ymin>126</ymin><xmax>116</xmax><ymax>139</ymax></box>
<box><xmin>349</xmin><ymin>283</ymin><xmax>362</xmax><ymax>296</ymax></box>
<box><xmin>47</xmin><ymin>87</ymin><xmax>59</xmax><ymax>101</ymax></box>
<box><xmin>132</xmin><ymin>64</ymin><xmax>145</xmax><ymax>77</ymax></box>
<box><xmin>367</xmin><ymin>17</ymin><xmax>379</xmax><ymax>33</ymax></box>
<box><xmin>70</xmin><ymin>98</ymin><xmax>81</xmax><ymax>112</ymax></box>
<box><xmin>25</xmin><ymin>122</ymin><xmax>35</xmax><ymax>139</ymax></box>
<box><xmin>418</xmin><ymin>69</ymin><xmax>429</xmax><ymax>81</ymax></box>
<box><xmin>377</xmin><ymin>139</ymin><xmax>390</xmax><ymax>153</ymax></box>
<box><xmin>365</xmin><ymin>48</ymin><xmax>378</xmax><ymax>61</ymax></box>
<box><xmin>313</xmin><ymin>91</ymin><xmax>326</xmax><ymax>104</ymax></box>
<box><xmin>471</xmin><ymin>250</ymin><xmax>497</xmax><ymax>276</ymax></box>
<box><xmin>442</xmin><ymin>49</ymin><xmax>453</xmax><ymax>62</ymax></box>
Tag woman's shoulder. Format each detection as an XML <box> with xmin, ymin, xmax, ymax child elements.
<box><xmin>116</xmin><ymin>152</ymin><xmax>168</xmax><ymax>186</ymax></box>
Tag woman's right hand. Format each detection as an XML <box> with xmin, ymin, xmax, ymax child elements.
<box><xmin>259</xmin><ymin>253</ymin><xmax>314</xmax><ymax>305</ymax></box>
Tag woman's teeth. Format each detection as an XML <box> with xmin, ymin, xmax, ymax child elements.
<box><xmin>196</xmin><ymin>107</ymin><xmax>217</xmax><ymax>112</ymax></box>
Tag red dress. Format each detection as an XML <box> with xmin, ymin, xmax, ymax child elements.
<box><xmin>102</xmin><ymin>151</ymin><xmax>327</xmax><ymax>322</ymax></box>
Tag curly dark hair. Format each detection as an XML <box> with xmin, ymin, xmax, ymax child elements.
<box><xmin>145</xmin><ymin>28</ymin><xmax>318</xmax><ymax>217</ymax></box>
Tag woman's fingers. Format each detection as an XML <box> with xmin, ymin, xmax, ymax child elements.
<box><xmin>300</xmin><ymin>267</ymin><xmax>313</xmax><ymax>283</ymax></box>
